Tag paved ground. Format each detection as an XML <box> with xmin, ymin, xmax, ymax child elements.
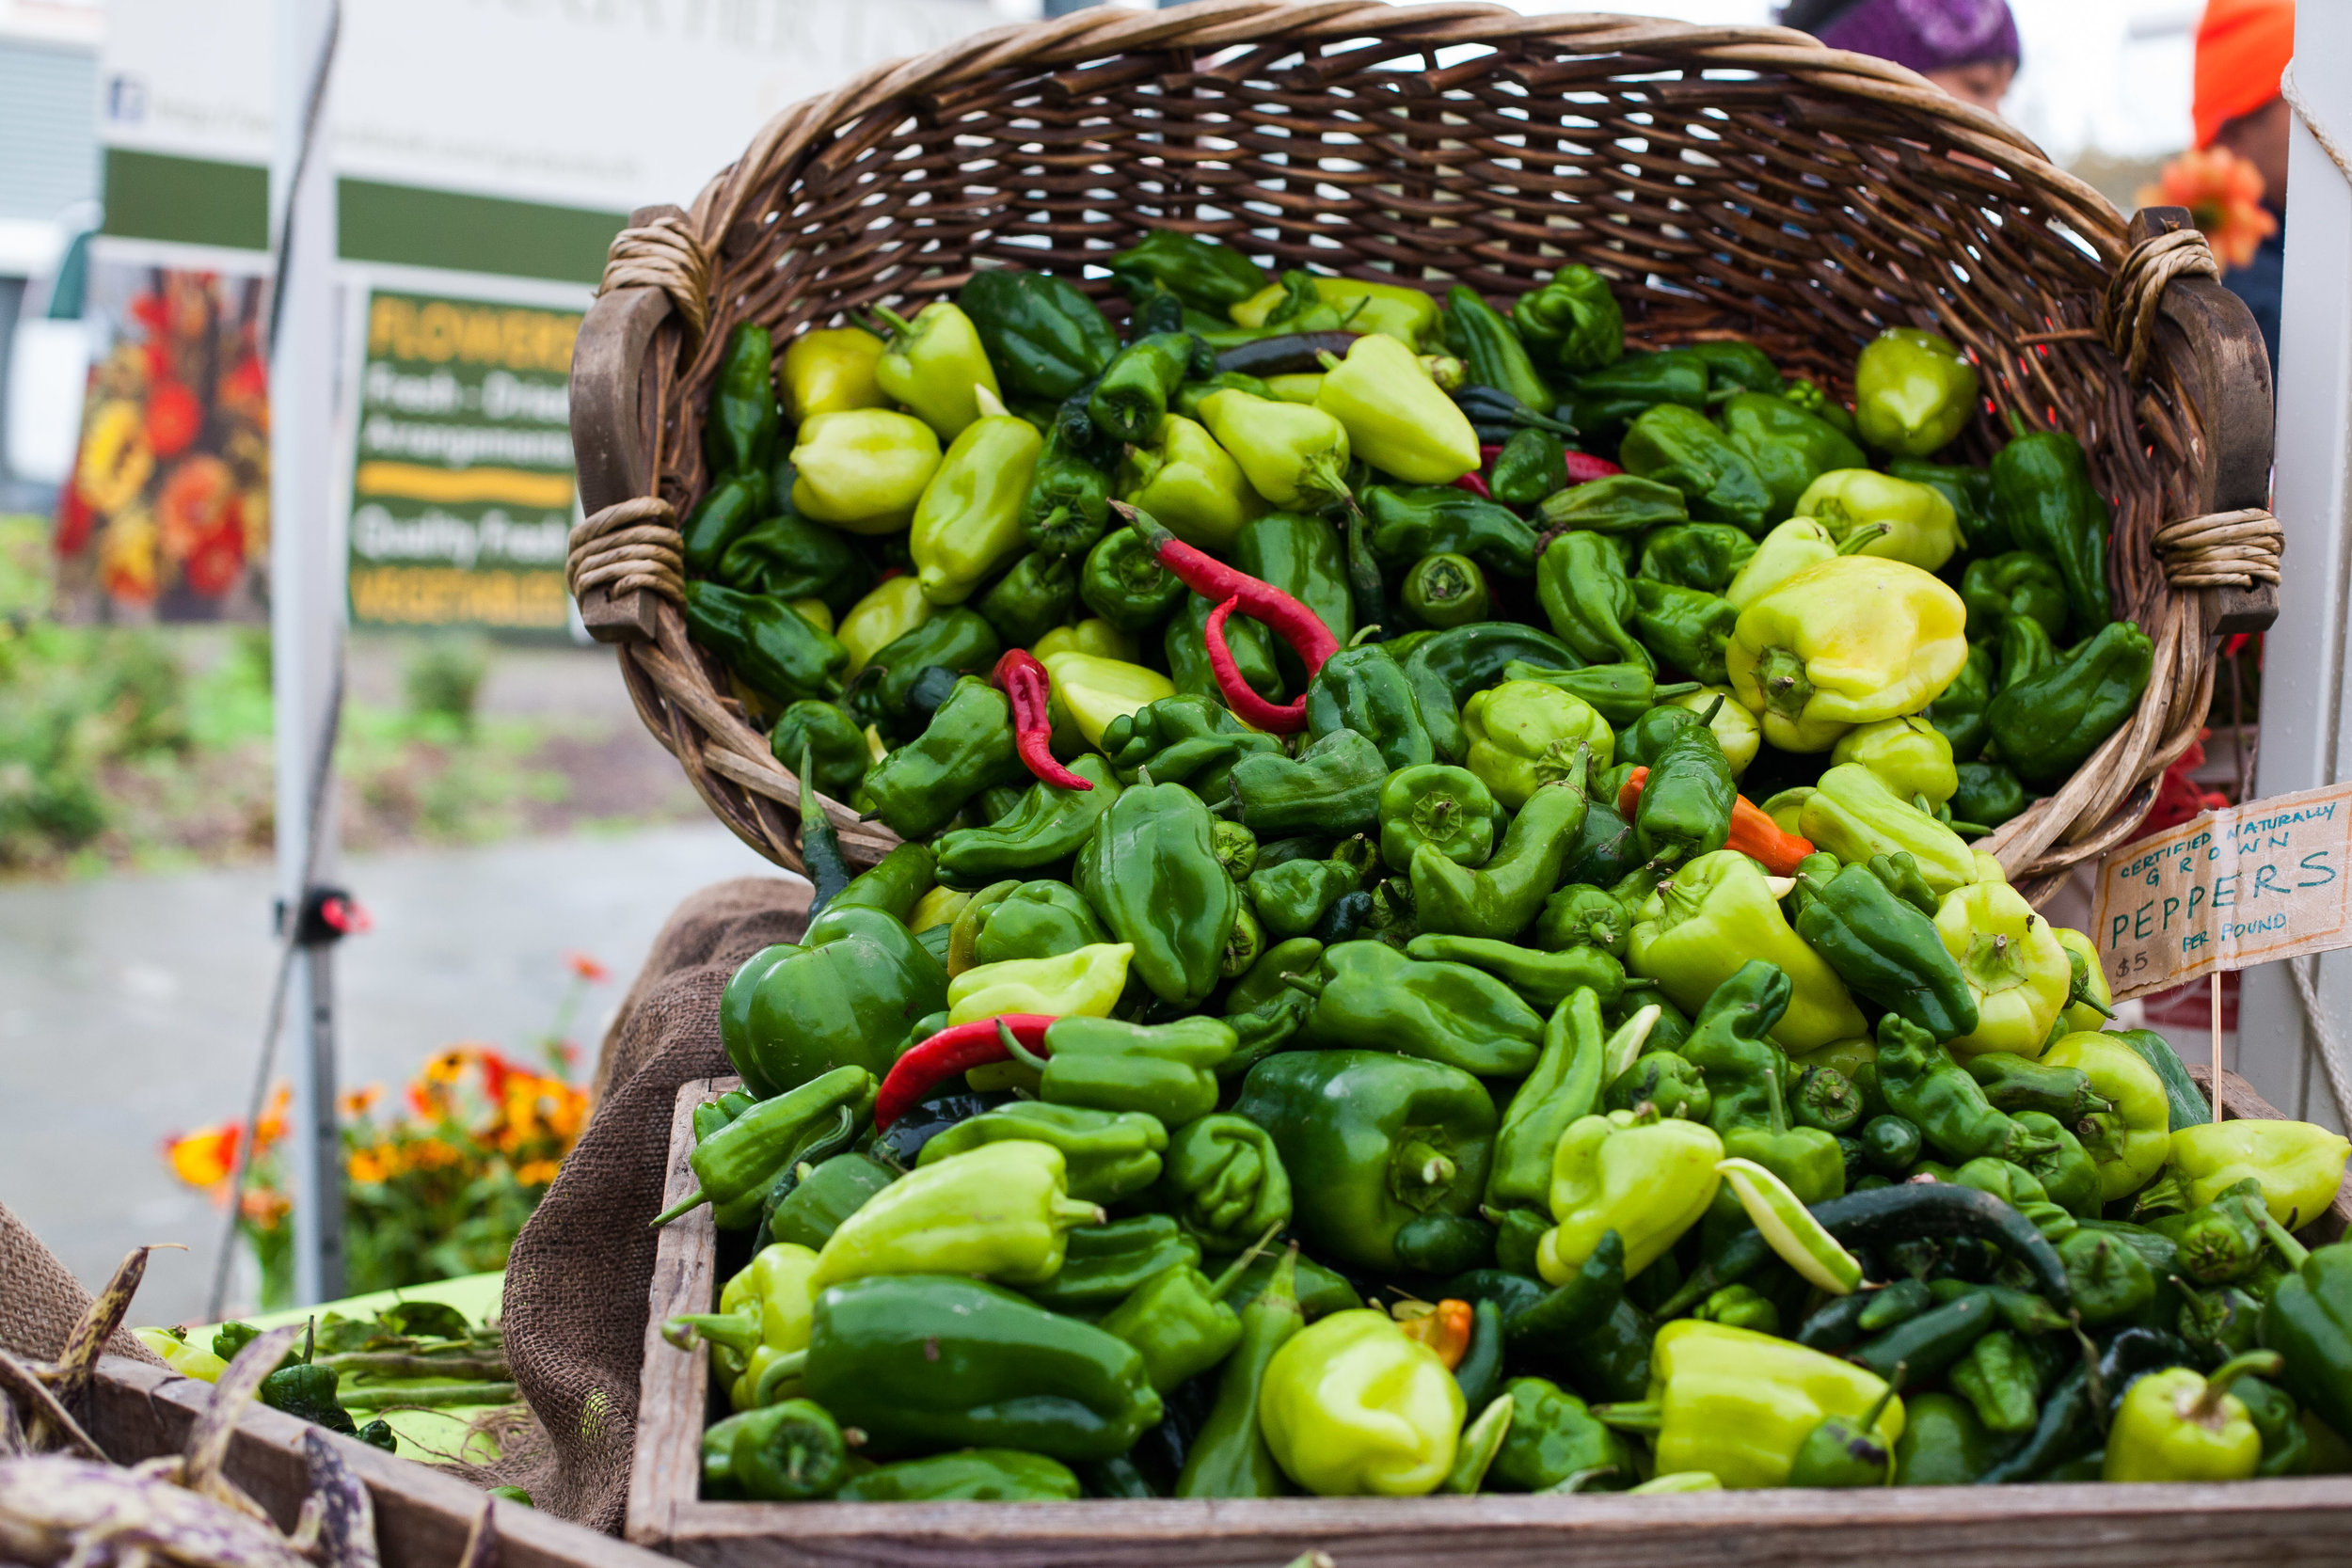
<box><xmin>0</xmin><ymin>822</ymin><xmax>799</xmax><ymax>1325</ymax></box>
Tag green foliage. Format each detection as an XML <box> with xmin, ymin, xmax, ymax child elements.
<box><xmin>0</xmin><ymin>618</ymin><xmax>190</xmax><ymax>866</ymax></box>
<box><xmin>404</xmin><ymin>637</ymin><xmax>490</xmax><ymax>736</ymax></box>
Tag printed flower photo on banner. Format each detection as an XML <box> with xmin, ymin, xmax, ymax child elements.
<box><xmin>54</xmin><ymin>265</ymin><xmax>271</xmax><ymax>622</ymax></box>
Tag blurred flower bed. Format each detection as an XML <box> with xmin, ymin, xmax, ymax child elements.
<box><xmin>166</xmin><ymin>952</ymin><xmax>607</xmax><ymax>1307</ymax></box>
<box><xmin>0</xmin><ymin>517</ymin><xmax>602</xmax><ymax>876</ymax></box>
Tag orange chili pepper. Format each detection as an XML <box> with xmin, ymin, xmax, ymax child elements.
<box><xmin>1616</xmin><ymin>767</ymin><xmax>1815</xmax><ymax>876</ymax></box>
<box><xmin>1395</xmin><ymin>1298</ymin><xmax>1475</xmax><ymax>1370</ymax></box>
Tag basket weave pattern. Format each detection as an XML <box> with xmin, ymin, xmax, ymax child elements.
<box><xmin>575</xmin><ymin>0</ymin><xmax>2263</xmax><ymax>901</ymax></box>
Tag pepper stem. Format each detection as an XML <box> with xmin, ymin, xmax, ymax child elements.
<box><xmin>1395</xmin><ymin>1139</ymin><xmax>1456</xmax><ymax>1194</ymax></box>
<box><xmin>1593</xmin><ymin>1401</ymin><xmax>1662</xmax><ymax>1433</ymax></box>
<box><xmin>1207</xmin><ymin>1220</ymin><xmax>1291</xmax><ymax>1301</ymax></box>
<box><xmin>999</xmin><ymin>1017</ymin><xmax>1052</xmax><ymax>1074</ymax></box>
<box><xmin>2261</xmin><ymin>1212</ymin><xmax>2312</xmax><ymax>1269</ymax></box>
<box><xmin>664</xmin><ymin>1313</ymin><xmax>760</xmax><ymax>1354</ymax></box>
<box><xmin>752</xmin><ymin>1350</ymin><xmax>809</xmax><ymax>1405</ymax></box>
<box><xmin>2185</xmin><ymin>1350</ymin><xmax>2285</xmax><ymax>1425</ymax></box>
<box><xmin>1756</xmin><ymin>646</ymin><xmax>1813</xmax><ymax>721</ymax></box>
<box><xmin>649</xmin><ymin>1186</ymin><xmax>709</xmax><ymax>1227</ymax></box>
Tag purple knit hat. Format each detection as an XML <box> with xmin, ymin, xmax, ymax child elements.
<box><xmin>1814</xmin><ymin>0</ymin><xmax>2020</xmax><ymax>75</ymax></box>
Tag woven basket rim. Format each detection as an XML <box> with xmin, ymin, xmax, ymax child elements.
<box><xmin>573</xmin><ymin>0</ymin><xmax>2255</xmax><ymax>900</ymax></box>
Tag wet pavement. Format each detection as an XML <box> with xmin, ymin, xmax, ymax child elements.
<box><xmin>0</xmin><ymin>823</ymin><xmax>798</xmax><ymax>1324</ymax></box>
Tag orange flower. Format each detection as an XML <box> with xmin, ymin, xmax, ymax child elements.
<box><xmin>166</xmin><ymin>1124</ymin><xmax>241</xmax><ymax>1188</ymax></box>
<box><xmin>514</xmin><ymin>1159</ymin><xmax>562</xmax><ymax>1186</ymax></box>
<box><xmin>2138</xmin><ymin>146</ymin><xmax>2278</xmax><ymax>270</ymax></box>
<box><xmin>241</xmin><ymin>1187</ymin><xmax>290</xmax><ymax>1227</ymax></box>
<box><xmin>566</xmin><ymin>952</ymin><xmax>610</xmax><ymax>983</ymax></box>
<box><xmin>340</xmin><ymin>1085</ymin><xmax>384</xmax><ymax>1120</ymax></box>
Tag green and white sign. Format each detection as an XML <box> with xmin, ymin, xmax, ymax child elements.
<box><xmin>344</xmin><ymin>287</ymin><xmax>581</xmax><ymax>629</ymax></box>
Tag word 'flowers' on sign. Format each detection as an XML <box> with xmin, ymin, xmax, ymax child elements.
<box><xmin>2090</xmin><ymin>782</ymin><xmax>2352</xmax><ymax>1002</ymax></box>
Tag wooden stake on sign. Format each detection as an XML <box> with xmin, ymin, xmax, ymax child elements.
<box><xmin>2214</xmin><ymin>974</ymin><xmax>2226</xmax><ymax>1124</ymax></box>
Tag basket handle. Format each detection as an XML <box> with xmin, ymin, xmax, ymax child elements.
<box><xmin>2123</xmin><ymin>206</ymin><xmax>2278</xmax><ymax>636</ymax></box>
<box><xmin>571</xmin><ymin>203</ymin><xmax>691</xmax><ymax>644</ymax></box>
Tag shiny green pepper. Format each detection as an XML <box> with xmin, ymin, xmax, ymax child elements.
<box><xmin>1961</xmin><ymin>551</ymin><xmax>2069</xmax><ymax>639</ymax></box>
<box><xmin>1306</xmin><ymin>644</ymin><xmax>1436</xmax><ymax>771</ymax></box>
<box><xmin>1490</xmin><ymin>428</ymin><xmax>1567</xmax><ymax>507</ymax></box>
<box><xmin>1638</xmin><ymin>523</ymin><xmax>1758</xmax><ymax>594</ymax></box>
<box><xmin>1511</xmin><ymin>266</ymin><xmax>1624</xmax><ymax>374</ymax></box>
<box><xmin>1462</xmin><ymin>680</ymin><xmax>1613</xmax><ymax>811</ymax></box>
<box><xmin>873</xmin><ymin>301</ymin><xmax>1001</xmax><ymax>439</ymax></box>
<box><xmin>1794</xmin><ymin>468</ymin><xmax>1962</xmax><ymax>573</ymax></box>
<box><xmin>1984</xmin><ymin>619</ymin><xmax>2154</xmax><ymax>786</ymax></box>
<box><xmin>858</xmin><ymin>676</ymin><xmax>1024</xmax><ymax>838</ymax></box>
<box><xmin>683</xmin><ymin>581</ymin><xmax>847</xmax><ymax>707</ymax></box>
<box><xmin>1074</xmin><ymin>778</ymin><xmax>1238</xmax><ymax>1007</ymax></box>
<box><xmin>1538</xmin><ymin>530</ymin><xmax>1651</xmax><ymax>669</ymax></box>
<box><xmin>1295</xmin><ymin>940</ymin><xmax>1545</xmax><ymax>1077</ymax></box>
<box><xmin>1718</xmin><ymin>390</ymin><xmax>1867</xmax><ymax>522</ymax></box>
<box><xmin>1118</xmin><ymin>413</ymin><xmax>1263</xmax><ymax>552</ymax></box>
<box><xmin>910</xmin><ymin>405</ymin><xmax>1043</xmax><ymax>603</ymax></box>
<box><xmin>770</xmin><ymin>699</ymin><xmax>868</xmax><ymax>801</ymax></box>
<box><xmin>1629</xmin><ymin>579</ymin><xmax>1739</xmax><ymax>687</ymax></box>
<box><xmin>1619</xmin><ymin>404</ymin><xmax>1774</xmax><ymax>534</ymax></box>
<box><xmin>918</xmin><ymin>1101</ymin><xmax>1167</xmax><ymax>1205</ymax></box>
<box><xmin>1403</xmin><ymin>552</ymin><xmax>1491</xmax><ymax>628</ymax></box>
<box><xmin>958</xmin><ymin>268</ymin><xmax>1120</xmax><ymax>403</ymax></box>
<box><xmin>1079</xmin><ymin>524</ymin><xmax>1187</xmax><ymax>630</ymax></box>
<box><xmin>1412</xmin><ymin>775</ymin><xmax>1591</xmax><ymax>940</ymax></box>
<box><xmin>1444</xmin><ymin>284</ymin><xmax>1553</xmax><ymax>412</ymax></box>
<box><xmin>703</xmin><ymin>321</ymin><xmax>781</xmax><ymax>477</ymax></box>
<box><xmin>1107</xmin><ymin>231</ymin><xmax>1269</xmax><ymax>314</ymax></box>
<box><xmin>1380</xmin><ymin>763</ymin><xmax>1500</xmax><ymax>872</ymax></box>
<box><xmin>1853</xmin><ymin>327</ymin><xmax>1979</xmax><ymax>457</ymax></box>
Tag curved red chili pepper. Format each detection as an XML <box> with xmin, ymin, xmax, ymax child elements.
<box><xmin>872</xmin><ymin>1013</ymin><xmax>1056</xmax><ymax>1130</ymax></box>
<box><xmin>1114</xmin><ymin>503</ymin><xmax>1339</xmax><ymax>678</ymax></box>
<box><xmin>1453</xmin><ymin>470</ymin><xmax>1493</xmax><ymax>500</ymax></box>
<box><xmin>1564</xmin><ymin>451</ymin><xmax>1623</xmax><ymax>483</ymax></box>
<box><xmin>1205</xmin><ymin>597</ymin><xmax>1309</xmax><ymax>734</ymax></box>
<box><xmin>991</xmin><ymin>649</ymin><xmax>1091</xmax><ymax>791</ymax></box>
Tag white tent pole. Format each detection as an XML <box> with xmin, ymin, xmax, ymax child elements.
<box><xmin>2240</xmin><ymin>8</ymin><xmax>2352</xmax><ymax>1131</ymax></box>
<box><xmin>269</xmin><ymin>0</ymin><xmax>346</xmax><ymax>1304</ymax></box>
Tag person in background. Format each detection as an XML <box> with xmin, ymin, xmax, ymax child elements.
<box><xmin>1778</xmin><ymin>0</ymin><xmax>2020</xmax><ymax>115</ymax></box>
<box><xmin>2193</xmin><ymin>0</ymin><xmax>2294</xmax><ymax>379</ymax></box>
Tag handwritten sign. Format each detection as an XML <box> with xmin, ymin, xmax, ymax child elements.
<box><xmin>2090</xmin><ymin>782</ymin><xmax>2352</xmax><ymax>1001</ymax></box>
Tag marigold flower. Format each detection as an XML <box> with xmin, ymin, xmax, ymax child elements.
<box><xmin>565</xmin><ymin>952</ymin><xmax>610</xmax><ymax>983</ymax></box>
<box><xmin>2138</xmin><ymin>146</ymin><xmax>2278</xmax><ymax>270</ymax></box>
<box><xmin>166</xmin><ymin>1125</ymin><xmax>241</xmax><ymax>1188</ymax></box>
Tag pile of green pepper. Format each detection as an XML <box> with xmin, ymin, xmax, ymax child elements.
<box><xmin>655</xmin><ymin>230</ymin><xmax>2349</xmax><ymax>1503</ymax></box>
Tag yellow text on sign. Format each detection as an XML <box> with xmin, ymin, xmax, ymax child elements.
<box><xmin>2090</xmin><ymin>782</ymin><xmax>2352</xmax><ymax>1001</ymax></box>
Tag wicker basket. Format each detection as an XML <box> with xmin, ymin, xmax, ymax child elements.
<box><xmin>566</xmin><ymin>0</ymin><xmax>2280</xmax><ymax>908</ymax></box>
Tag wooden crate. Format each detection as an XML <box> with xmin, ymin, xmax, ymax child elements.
<box><xmin>88</xmin><ymin>1354</ymin><xmax>669</xmax><ymax>1568</ymax></box>
<box><xmin>629</xmin><ymin>1075</ymin><xmax>2352</xmax><ymax>1567</ymax></box>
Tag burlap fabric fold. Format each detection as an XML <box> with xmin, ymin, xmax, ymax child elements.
<box><xmin>0</xmin><ymin>1200</ymin><xmax>167</xmax><ymax>1367</ymax></box>
<box><xmin>493</xmin><ymin>873</ymin><xmax>809</xmax><ymax>1530</ymax></box>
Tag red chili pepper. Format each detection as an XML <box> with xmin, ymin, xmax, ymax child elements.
<box><xmin>1453</xmin><ymin>469</ymin><xmax>1493</xmax><ymax>500</ymax></box>
<box><xmin>1478</xmin><ymin>443</ymin><xmax>1505</xmax><ymax>463</ymax></box>
<box><xmin>1615</xmin><ymin>766</ymin><xmax>1816</xmax><ymax>876</ymax></box>
<box><xmin>1564</xmin><ymin>451</ymin><xmax>1623</xmax><ymax>483</ymax></box>
<box><xmin>991</xmin><ymin>649</ymin><xmax>1090</xmax><ymax>791</ymax></box>
<box><xmin>1113</xmin><ymin>500</ymin><xmax>1338</xmax><ymax>680</ymax></box>
<box><xmin>1206</xmin><ymin>597</ymin><xmax>1309</xmax><ymax>733</ymax></box>
<box><xmin>873</xmin><ymin>1013</ymin><xmax>1056</xmax><ymax>1129</ymax></box>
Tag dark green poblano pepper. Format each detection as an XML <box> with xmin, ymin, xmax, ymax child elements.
<box><xmin>1511</xmin><ymin>265</ymin><xmax>1624</xmax><ymax>375</ymax></box>
<box><xmin>1638</xmin><ymin>524</ymin><xmax>1758</xmax><ymax>594</ymax></box>
<box><xmin>1305</xmin><ymin>644</ymin><xmax>1435</xmax><ymax>771</ymax></box>
<box><xmin>1629</xmin><ymin>580</ymin><xmax>1737</xmax><ymax>687</ymax></box>
<box><xmin>1105</xmin><ymin>230</ymin><xmax>1270</xmax><ymax>315</ymax></box>
<box><xmin>1888</xmin><ymin>458</ymin><xmax>2005</xmax><ymax>555</ymax></box>
<box><xmin>857</xmin><ymin>677</ymin><xmax>1025</xmax><ymax>839</ymax></box>
<box><xmin>770</xmin><ymin>700</ymin><xmax>869</xmax><ymax>801</ymax></box>
<box><xmin>1990</xmin><ymin>425</ymin><xmax>2112</xmax><ymax>633</ymax></box>
<box><xmin>1490</xmin><ymin>428</ymin><xmax>1567</xmax><ymax>507</ymax></box>
<box><xmin>1984</xmin><ymin>619</ymin><xmax>2154</xmax><ymax>786</ymax></box>
<box><xmin>1617</xmin><ymin>404</ymin><xmax>1773</xmax><ymax>534</ymax></box>
<box><xmin>1927</xmin><ymin>640</ymin><xmax>1997</xmax><ymax>764</ymax></box>
<box><xmin>684</xmin><ymin>581</ymin><xmax>849</xmax><ymax>707</ymax></box>
<box><xmin>1100</xmin><ymin>694</ymin><xmax>1282</xmax><ymax>799</ymax></box>
<box><xmin>1445</xmin><ymin>285</ymin><xmax>1553</xmax><ymax>412</ymax></box>
<box><xmin>958</xmin><ymin>268</ymin><xmax>1120</xmax><ymax>403</ymax></box>
<box><xmin>717</xmin><ymin>505</ymin><xmax>873</xmax><ymax>613</ymax></box>
<box><xmin>1074</xmin><ymin>778</ymin><xmax>1238</xmax><ymax>1007</ymax></box>
<box><xmin>1021</xmin><ymin>420</ymin><xmax>1116</xmax><ymax>560</ymax></box>
<box><xmin>1538</xmin><ymin>531</ymin><xmax>1651</xmax><ymax>671</ymax></box>
<box><xmin>932</xmin><ymin>753</ymin><xmax>1122</xmax><ymax>887</ymax></box>
<box><xmin>1228</xmin><ymin>728</ymin><xmax>1388</xmax><ymax>837</ymax></box>
<box><xmin>1361</xmin><ymin>485</ymin><xmax>1542</xmax><ymax>578</ymax></box>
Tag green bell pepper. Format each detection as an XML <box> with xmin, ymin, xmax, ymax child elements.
<box><xmin>1099</xmin><ymin>693</ymin><xmax>1281</xmax><ymax>800</ymax></box>
<box><xmin>1637</xmin><ymin>523</ymin><xmax>1758</xmax><ymax>594</ymax></box>
<box><xmin>717</xmin><ymin>506</ymin><xmax>873</xmax><ymax>614</ymax></box>
<box><xmin>1990</xmin><ymin>425</ymin><xmax>2112</xmax><ymax>633</ymax></box>
<box><xmin>1718</xmin><ymin>390</ymin><xmax>1867</xmax><ymax>521</ymax></box>
<box><xmin>1618</xmin><ymin>404</ymin><xmax>1773</xmax><ymax>534</ymax></box>
<box><xmin>1984</xmin><ymin>618</ymin><xmax>2154</xmax><ymax>786</ymax></box>
<box><xmin>958</xmin><ymin>268</ymin><xmax>1120</xmax><ymax>403</ymax></box>
<box><xmin>684</xmin><ymin>581</ymin><xmax>848</xmax><ymax>707</ymax></box>
<box><xmin>2256</xmin><ymin>1225</ymin><xmax>2352</xmax><ymax>1444</ymax></box>
<box><xmin>1362</xmin><ymin>484</ymin><xmax>1541</xmax><ymax>578</ymax></box>
<box><xmin>1629</xmin><ymin>579</ymin><xmax>1739</xmax><ymax>686</ymax></box>
<box><xmin>1307</xmin><ymin>644</ymin><xmax>1435</xmax><ymax>770</ymax></box>
<box><xmin>1564</xmin><ymin>349</ymin><xmax>1708</xmax><ymax>442</ymax></box>
<box><xmin>1461</xmin><ymin>679</ymin><xmax>1612</xmax><ymax>809</ymax></box>
<box><xmin>1886</xmin><ymin>457</ymin><xmax>2004</xmax><ymax>555</ymax></box>
<box><xmin>1379</xmin><ymin>763</ymin><xmax>1499</xmax><ymax>872</ymax></box>
<box><xmin>1541</xmin><ymin>1109</ymin><xmax>1724</xmax><ymax>1281</ymax></box>
<box><xmin>1020</xmin><ymin>420</ymin><xmax>1115</xmax><ymax>561</ymax></box>
<box><xmin>1534</xmin><ymin>883</ymin><xmax>1631</xmax><ymax>958</ymax></box>
<box><xmin>857</xmin><ymin>676</ymin><xmax>1025</xmax><ymax>838</ymax></box>
<box><xmin>1445</xmin><ymin>284</ymin><xmax>1553</xmax><ymax>411</ymax></box>
<box><xmin>1073</xmin><ymin>778</ymin><xmax>1237</xmax><ymax>1007</ymax></box>
<box><xmin>1512</xmin><ymin>266</ymin><xmax>1624</xmax><ymax>374</ymax></box>
<box><xmin>1853</xmin><ymin>327</ymin><xmax>1979</xmax><ymax>456</ymax></box>
<box><xmin>1229</xmin><ymin>728</ymin><xmax>1388</xmax><ymax>836</ymax></box>
<box><xmin>1490</xmin><ymin>428</ymin><xmax>1567</xmax><ymax>507</ymax></box>
<box><xmin>1792</xmin><ymin>857</ymin><xmax>1979</xmax><ymax>1041</ymax></box>
<box><xmin>723</xmin><ymin>906</ymin><xmax>947</xmax><ymax>1098</ymax></box>
<box><xmin>953</xmin><ymin>879</ymin><xmax>1107</xmax><ymax>968</ymax></box>
<box><xmin>1951</xmin><ymin>760</ymin><xmax>2027</xmax><ymax>829</ymax></box>
<box><xmin>1107</xmin><ymin>231</ymin><xmax>1269</xmax><ymax>314</ymax></box>
<box><xmin>1234</xmin><ymin>1049</ymin><xmax>1497</xmax><ymax>1275</ymax></box>
<box><xmin>790</xmin><ymin>1274</ymin><xmax>1159</xmax><ymax>1460</ymax></box>
<box><xmin>1294</xmin><ymin>939</ymin><xmax>1545</xmax><ymax>1076</ymax></box>
<box><xmin>1491</xmin><ymin>1376</ymin><xmax>1639</xmax><ymax>1492</ymax></box>
<box><xmin>1412</xmin><ymin>773</ymin><xmax>1591</xmax><ymax>940</ymax></box>
<box><xmin>1538</xmin><ymin>530</ymin><xmax>1651</xmax><ymax>670</ymax></box>
<box><xmin>1155</xmin><ymin>1112</ymin><xmax>1293</xmax><ymax>1253</ymax></box>
<box><xmin>917</xmin><ymin>1101</ymin><xmax>1167</xmax><ymax>1205</ymax></box>
<box><xmin>931</xmin><ymin>753</ymin><xmax>1120</xmax><ymax>887</ymax></box>
<box><xmin>1961</xmin><ymin>551</ymin><xmax>2069</xmax><ymax>639</ymax></box>
<box><xmin>1487</xmin><ymin>990</ymin><xmax>1610</xmax><ymax>1210</ymax></box>
<box><xmin>1402</xmin><ymin>552</ymin><xmax>1491</xmax><ymax>628</ymax></box>
<box><xmin>1400</xmin><ymin>622</ymin><xmax>1581</xmax><ymax>762</ymax></box>
<box><xmin>1928</xmin><ymin>639</ymin><xmax>1997</xmax><ymax>764</ymax></box>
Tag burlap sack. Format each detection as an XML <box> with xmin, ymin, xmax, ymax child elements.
<box><xmin>494</xmin><ymin>873</ymin><xmax>809</xmax><ymax>1530</ymax></box>
<box><xmin>0</xmin><ymin>1200</ymin><xmax>167</xmax><ymax>1366</ymax></box>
